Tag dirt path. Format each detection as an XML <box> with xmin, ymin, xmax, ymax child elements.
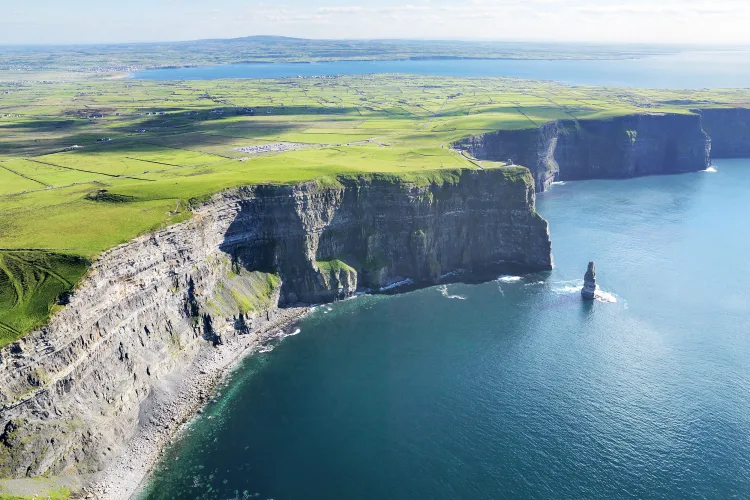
<box><xmin>420</xmin><ymin>99</ymin><xmax>448</xmax><ymax>131</ymax></box>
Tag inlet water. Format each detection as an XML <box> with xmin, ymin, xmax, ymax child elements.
<box><xmin>133</xmin><ymin>51</ymin><xmax>750</xmax><ymax>89</ymax></box>
<box><xmin>143</xmin><ymin>159</ymin><xmax>750</xmax><ymax>500</ymax></box>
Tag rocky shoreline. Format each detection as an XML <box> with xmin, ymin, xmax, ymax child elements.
<box><xmin>87</xmin><ymin>306</ymin><xmax>309</xmax><ymax>500</ymax></box>
<box><xmin>0</xmin><ymin>168</ymin><xmax>551</xmax><ymax>498</ymax></box>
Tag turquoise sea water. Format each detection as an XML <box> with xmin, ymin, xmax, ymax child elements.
<box><xmin>133</xmin><ymin>50</ymin><xmax>750</xmax><ymax>88</ymax></box>
<box><xmin>143</xmin><ymin>159</ymin><xmax>750</xmax><ymax>500</ymax></box>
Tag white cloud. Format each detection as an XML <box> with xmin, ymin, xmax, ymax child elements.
<box><xmin>576</xmin><ymin>0</ymin><xmax>748</xmax><ymax>16</ymax></box>
<box><xmin>316</xmin><ymin>6</ymin><xmax>375</xmax><ymax>14</ymax></box>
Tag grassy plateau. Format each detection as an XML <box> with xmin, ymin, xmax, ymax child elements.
<box><xmin>1</xmin><ymin>72</ymin><xmax>749</xmax><ymax>346</ymax></box>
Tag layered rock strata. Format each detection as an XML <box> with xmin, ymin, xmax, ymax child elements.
<box><xmin>456</xmin><ymin>113</ymin><xmax>712</xmax><ymax>192</ymax></box>
<box><xmin>0</xmin><ymin>169</ymin><xmax>552</xmax><ymax>483</ymax></box>
<box><xmin>697</xmin><ymin>108</ymin><xmax>750</xmax><ymax>158</ymax></box>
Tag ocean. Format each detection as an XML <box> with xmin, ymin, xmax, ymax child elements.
<box><xmin>142</xmin><ymin>159</ymin><xmax>750</xmax><ymax>499</ymax></box>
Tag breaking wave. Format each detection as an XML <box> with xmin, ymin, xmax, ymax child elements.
<box><xmin>551</xmin><ymin>280</ymin><xmax>618</xmax><ymax>303</ymax></box>
<box><xmin>439</xmin><ymin>269</ymin><xmax>464</xmax><ymax>280</ymax></box>
<box><xmin>553</xmin><ymin>284</ymin><xmax>584</xmax><ymax>294</ymax></box>
<box><xmin>496</xmin><ymin>275</ymin><xmax>522</xmax><ymax>283</ymax></box>
<box><xmin>438</xmin><ymin>285</ymin><xmax>467</xmax><ymax>300</ymax></box>
<box><xmin>258</xmin><ymin>327</ymin><xmax>304</xmax><ymax>353</ymax></box>
<box><xmin>594</xmin><ymin>290</ymin><xmax>617</xmax><ymax>303</ymax></box>
<box><xmin>379</xmin><ymin>278</ymin><xmax>414</xmax><ymax>291</ymax></box>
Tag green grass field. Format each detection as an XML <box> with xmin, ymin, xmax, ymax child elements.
<box><xmin>1</xmin><ymin>73</ymin><xmax>749</xmax><ymax>346</ymax></box>
<box><xmin>0</xmin><ymin>252</ymin><xmax>89</xmax><ymax>346</ymax></box>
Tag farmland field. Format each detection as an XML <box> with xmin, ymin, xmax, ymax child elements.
<box><xmin>1</xmin><ymin>73</ymin><xmax>749</xmax><ymax>345</ymax></box>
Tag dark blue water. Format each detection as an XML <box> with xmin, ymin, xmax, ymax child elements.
<box><xmin>133</xmin><ymin>51</ymin><xmax>750</xmax><ymax>88</ymax></box>
<box><xmin>143</xmin><ymin>159</ymin><xmax>750</xmax><ymax>500</ymax></box>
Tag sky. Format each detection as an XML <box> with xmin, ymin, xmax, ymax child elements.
<box><xmin>2</xmin><ymin>0</ymin><xmax>750</xmax><ymax>45</ymax></box>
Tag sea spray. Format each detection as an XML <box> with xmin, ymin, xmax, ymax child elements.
<box><xmin>438</xmin><ymin>285</ymin><xmax>467</xmax><ymax>300</ymax></box>
<box><xmin>496</xmin><ymin>275</ymin><xmax>523</xmax><ymax>283</ymax></box>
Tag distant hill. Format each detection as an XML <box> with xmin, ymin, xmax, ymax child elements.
<box><xmin>0</xmin><ymin>35</ymin><xmax>684</xmax><ymax>74</ymax></box>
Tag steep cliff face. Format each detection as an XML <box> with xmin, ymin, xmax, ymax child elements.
<box><xmin>697</xmin><ymin>108</ymin><xmax>750</xmax><ymax>158</ymax></box>
<box><xmin>457</xmin><ymin>113</ymin><xmax>711</xmax><ymax>192</ymax></box>
<box><xmin>0</xmin><ymin>169</ymin><xmax>551</xmax><ymax>481</ymax></box>
<box><xmin>221</xmin><ymin>172</ymin><xmax>552</xmax><ymax>305</ymax></box>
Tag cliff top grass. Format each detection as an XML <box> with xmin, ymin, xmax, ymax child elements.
<box><xmin>0</xmin><ymin>252</ymin><xmax>89</xmax><ymax>346</ymax></box>
<box><xmin>1</xmin><ymin>74</ymin><xmax>750</xmax><ymax>345</ymax></box>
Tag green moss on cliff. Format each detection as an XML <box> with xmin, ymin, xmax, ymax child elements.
<box><xmin>209</xmin><ymin>267</ymin><xmax>281</xmax><ymax>316</ymax></box>
<box><xmin>316</xmin><ymin>259</ymin><xmax>357</xmax><ymax>292</ymax></box>
<box><xmin>316</xmin><ymin>259</ymin><xmax>356</xmax><ymax>275</ymax></box>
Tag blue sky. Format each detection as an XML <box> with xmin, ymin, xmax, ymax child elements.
<box><xmin>2</xmin><ymin>0</ymin><xmax>749</xmax><ymax>45</ymax></box>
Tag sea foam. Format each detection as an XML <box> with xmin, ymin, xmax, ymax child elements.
<box><xmin>551</xmin><ymin>280</ymin><xmax>618</xmax><ymax>303</ymax></box>
<box><xmin>496</xmin><ymin>275</ymin><xmax>522</xmax><ymax>283</ymax></box>
<box><xmin>379</xmin><ymin>278</ymin><xmax>414</xmax><ymax>291</ymax></box>
<box><xmin>438</xmin><ymin>285</ymin><xmax>467</xmax><ymax>300</ymax></box>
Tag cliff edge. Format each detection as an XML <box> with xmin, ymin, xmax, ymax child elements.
<box><xmin>697</xmin><ymin>108</ymin><xmax>750</xmax><ymax>158</ymax></box>
<box><xmin>0</xmin><ymin>168</ymin><xmax>551</xmax><ymax>495</ymax></box>
<box><xmin>456</xmin><ymin>113</ymin><xmax>711</xmax><ymax>192</ymax></box>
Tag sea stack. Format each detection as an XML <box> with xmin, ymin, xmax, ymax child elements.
<box><xmin>581</xmin><ymin>261</ymin><xmax>597</xmax><ymax>300</ymax></box>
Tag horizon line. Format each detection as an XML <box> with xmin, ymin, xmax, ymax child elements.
<box><xmin>1</xmin><ymin>35</ymin><xmax>748</xmax><ymax>49</ymax></box>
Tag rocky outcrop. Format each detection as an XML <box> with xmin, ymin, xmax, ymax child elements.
<box><xmin>581</xmin><ymin>261</ymin><xmax>597</xmax><ymax>300</ymax></box>
<box><xmin>456</xmin><ymin>113</ymin><xmax>712</xmax><ymax>192</ymax></box>
<box><xmin>696</xmin><ymin>108</ymin><xmax>750</xmax><ymax>158</ymax></box>
<box><xmin>0</xmin><ymin>168</ymin><xmax>552</xmax><ymax>482</ymax></box>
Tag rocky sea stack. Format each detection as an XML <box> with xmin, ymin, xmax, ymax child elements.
<box><xmin>582</xmin><ymin>261</ymin><xmax>597</xmax><ymax>300</ymax></box>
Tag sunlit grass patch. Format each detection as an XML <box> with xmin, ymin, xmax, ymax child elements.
<box><xmin>0</xmin><ymin>251</ymin><xmax>89</xmax><ymax>348</ymax></box>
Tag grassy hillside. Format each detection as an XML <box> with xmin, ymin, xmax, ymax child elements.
<box><xmin>0</xmin><ymin>252</ymin><xmax>88</xmax><ymax>346</ymax></box>
<box><xmin>0</xmin><ymin>74</ymin><xmax>749</xmax><ymax>345</ymax></box>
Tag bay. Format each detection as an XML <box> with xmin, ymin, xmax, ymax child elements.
<box><xmin>133</xmin><ymin>51</ymin><xmax>750</xmax><ymax>89</ymax></box>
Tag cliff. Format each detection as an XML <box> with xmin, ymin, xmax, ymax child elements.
<box><xmin>221</xmin><ymin>172</ymin><xmax>551</xmax><ymax>305</ymax></box>
<box><xmin>697</xmin><ymin>108</ymin><xmax>750</xmax><ymax>158</ymax></box>
<box><xmin>456</xmin><ymin>113</ymin><xmax>711</xmax><ymax>192</ymax></box>
<box><xmin>0</xmin><ymin>169</ymin><xmax>551</xmax><ymax>485</ymax></box>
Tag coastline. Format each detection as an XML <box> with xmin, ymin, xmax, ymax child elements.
<box><xmin>86</xmin><ymin>306</ymin><xmax>311</xmax><ymax>500</ymax></box>
<box><xmin>89</xmin><ymin>270</ymin><xmax>533</xmax><ymax>499</ymax></box>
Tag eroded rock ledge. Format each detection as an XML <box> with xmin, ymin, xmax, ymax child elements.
<box><xmin>0</xmin><ymin>169</ymin><xmax>551</xmax><ymax>485</ymax></box>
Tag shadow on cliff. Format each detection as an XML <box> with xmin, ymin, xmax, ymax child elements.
<box><xmin>217</xmin><ymin>173</ymin><xmax>554</xmax><ymax>311</ymax></box>
<box><xmin>217</xmin><ymin>184</ymin><xmax>304</xmax><ymax>308</ymax></box>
